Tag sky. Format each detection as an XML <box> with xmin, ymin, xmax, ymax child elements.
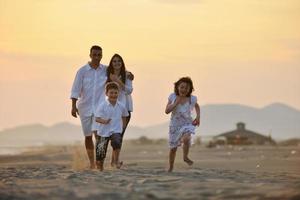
<box><xmin>0</xmin><ymin>0</ymin><xmax>299</xmax><ymax>130</ymax></box>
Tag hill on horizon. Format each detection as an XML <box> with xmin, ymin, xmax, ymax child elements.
<box><xmin>0</xmin><ymin>103</ymin><xmax>299</xmax><ymax>147</ymax></box>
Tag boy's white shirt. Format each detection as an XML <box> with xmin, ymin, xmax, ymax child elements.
<box><xmin>95</xmin><ymin>99</ymin><xmax>129</xmax><ymax>137</ymax></box>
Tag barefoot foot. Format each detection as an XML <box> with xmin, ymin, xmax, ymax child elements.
<box><xmin>90</xmin><ymin>163</ymin><xmax>96</xmax><ymax>169</ymax></box>
<box><xmin>116</xmin><ymin>161</ymin><xmax>123</xmax><ymax>169</ymax></box>
<box><xmin>167</xmin><ymin>166</ymin><xmax>173</xmax><ymax>172</ymax></box>
<box><xmin>184</xmin><ymin>158</ymin><xmax>194</xmax><ymax>166</ymax></box>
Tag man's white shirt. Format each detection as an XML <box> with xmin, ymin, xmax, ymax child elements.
<box><xmin>95</xmin><ymin>99</ymin><xmax>129</xmax><ymax>137</ymax></box>
<box><xmin>70</xmin><ymin>63</ymin><xmax>107</xmax><ymax>117</ymax></box>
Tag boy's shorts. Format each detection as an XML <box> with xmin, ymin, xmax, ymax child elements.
<box><xmin>79</xmin><ymin>115</ymin><xmax>97</xmax><ymax>136</ymax></box>
<box><xmin>95</xmin><ymin>133</ymin><xmax>121</xmax><ymax>161</ymax></box>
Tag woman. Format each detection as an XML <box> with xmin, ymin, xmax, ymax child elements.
<box><xmin>106</xmin><ymin>54</ymin><xmax>133</xmax><ymax>166</ymax></box>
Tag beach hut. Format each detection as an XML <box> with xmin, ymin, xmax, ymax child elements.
<box><xmin>214</xmin><ymin>122</ymin><xmax>276</xmax><ymax>145</ymax></box>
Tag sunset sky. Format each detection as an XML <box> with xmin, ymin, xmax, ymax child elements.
<box><xmin>0</xmin><ymin>0</ymin><xmax>299</xmax><ymax>130</ymax></box>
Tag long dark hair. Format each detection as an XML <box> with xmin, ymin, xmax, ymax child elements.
<box><xmin>174</xmin><ymin>77</ymin><xmax>194</xmax><ymax>97</ymax></box>
<box><xmin>106</xmin><ymin>54</ymin><xmax>126</xmax><ymax>84</ymax></box>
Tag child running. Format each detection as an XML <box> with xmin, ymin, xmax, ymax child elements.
<box><xmin>165</xmin><ymin>77</ymin><xmax>200</xmax><ymax>172</ymax></box>
<box><xmin>94</xmin><ymin>82</ymin><xmax>129</xmax><ymax>171</ymax></box>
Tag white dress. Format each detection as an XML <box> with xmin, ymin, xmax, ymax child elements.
<box><xmin>168</xmin><ymin>93</ymin><xmax>197</xmax><ymax>148</ymax></box>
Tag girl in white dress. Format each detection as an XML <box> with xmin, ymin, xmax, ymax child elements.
<box><xmin>165</xmin><ymin>77</ymin><xmax>200</xmax><ymax>172</ymax></box>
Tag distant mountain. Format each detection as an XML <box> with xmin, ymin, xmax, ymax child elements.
<box><xmin>0</xmin><ymin>122</ymin><xmax>82</xmax><ymax>147</ymax></box>
<box><xmin>146</xmin><ymin>103</ymin><xmax>300</xmax><ymax>140</ymax></box>
<box><xmin>201</xmin><ymin>103</ymin><xmax>300</xmax><ymax>139</ymax></box>
<box><xmin>0</xmin><ymin>103</ymin><xmax>299</xmax><ymax>147</ymax></box>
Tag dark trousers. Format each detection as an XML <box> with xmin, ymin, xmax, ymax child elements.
<box><xmin>95</xmin><ymin>133</ymin><xmax>122</xmax><ymax>161</ymax></box>
<box><xmin>120</xmin><ymin>112</ymin><xmax>131</xmax><ymax>148</ymax></box>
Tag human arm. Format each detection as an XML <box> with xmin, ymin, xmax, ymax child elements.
<box><xmin>192</xmin><ymin>103</ymin><xmax>201</xmax><ymax>126</ymax></box>
<box><xmin>71</xmin><ymin>98</ymin><xmax>79</xmax><ymax>118</ymax></box>
<box><xmin>126</xmin><ymin>71</ymin><xmax>134</xmax><ymax>81</ymax></box>
<box><xmin>95</xmin><ymin>104</ymin><xmax>111</xmax><ymax>124</ymax></box>
<box><xmin>122</xmin><ymin>117</ymin><xmax>127</xmax><ymax>129</ymax></box>
<box><xmin>109</xmin><ymin>74</ymin><xmax>126</xmax><ymax>90</ymax></box>
<box><xmin>70</xmin><ymin>70</ymin><xmax>83</xmax><ymax>118</ymax></box>
<box><xmin>124</xmin><ymin>79</ymin><xmax>133</xmax><ymax>95</ymax></box>
<box><xmin>95</xmin><ymin>117</ymin><xmax>111</xmax><ymax>124</ymax></box>
<box><xmin>165</xmin><ymin>96</ymin><xmax>182</xmax><ymax>114</ymax></box>
<box><xmin>122</xmin><ymin>106</ymin><xmax>129</xmax><ymax>129</ymax></box>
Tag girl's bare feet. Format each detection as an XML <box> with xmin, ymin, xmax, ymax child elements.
<box><xmin>184</xmin><ymin>157</ymin><xmax>194</xmax><ymax>166</ymax></box>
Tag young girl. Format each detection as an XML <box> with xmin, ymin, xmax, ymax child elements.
<box><xmin>106</xmin><ymin>54</ymin><xmax>133</xmax><ymax>166</ymax></box>
<box><xmin>165</xmin><ymin>77</ymin><xmax>200</xmax><ymax>172</ymax></box>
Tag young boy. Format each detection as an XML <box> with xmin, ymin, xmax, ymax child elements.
<box><xmin>95</xmin><ymin>82</ymin><xmax>129</xmax><ymax>171</ymax></box>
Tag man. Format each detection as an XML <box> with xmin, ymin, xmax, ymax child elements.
<box><xmin>70</xmin><ymin>45</ymin><xmax>107</xmax><ymax>169</ymax></box>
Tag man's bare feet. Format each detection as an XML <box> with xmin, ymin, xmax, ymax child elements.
<box><xmin>90</xmin><ymin>163</ymin><xmax>96</xmax><ymax>169</ymax></box>
<box><xmin>116</xmin><ymin>161</ymin><xmax>123</xmax><ymax>169</ymax></box>
<box><xmin>184</xmin><ymin>157</ymin><xmax>194</xmax><ymax>166</ymax></box>
<box><xmin>110</xmin><ymin>162</ymin><xmax>115</xmax><ymax>168</ymax></box>
<box><xmin>167</xmin><ymin>166</ymin><xmax>173</xmax><ymax>172</ymax></box>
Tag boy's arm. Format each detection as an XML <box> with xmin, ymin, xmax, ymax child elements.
<box><xmin>121</xmin><ymin>107</ymin><xmax>129</xmax><ymax>129</ymax></box>
<box><xmin>95</xmin><ymin>117</ymin><xmax>111</xmax><ymax>124</ymax></box>
<box><xmin>122</xmin><ymin>117</ymin><xmax>127</xmax><ymax>129</ymax></box>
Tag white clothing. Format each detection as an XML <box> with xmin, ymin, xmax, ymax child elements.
<box><xmin>168</xmin><ymin>93</ymin><xmax>197</xmax><ymax>127</ymax></box>
<box><xmin>70</xmin><ymin>63</ymin><xmax>107</xmax><ymax>117</ymax></box>
<box><xmin>79</xmin><ymin>115</ymin><xmax>97</xmax><ymax>136</ymax></box>
<box><xmin>94</xmin><ymin>99</ymin><xmax>129</xmax><ymax>137</ymax></box>
<box><xmin>118</xmin><ymin>78</ymin><xmax>133</xmax><ymax>112</ymax></box>
<box><xmin>126</xmin><ymin>94</ymin><xmax>133</xmax><ymax>112</ymax></box>
<box><xmin>168</xmin><ymin>93</ymin><xmax>198</xmax><ymax>148</ymax></box>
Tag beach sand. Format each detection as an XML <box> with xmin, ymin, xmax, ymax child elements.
<box><xmin>0</xmin><ymin>142</ymin><xmax>300</xmax><ymax>200</ymax></box>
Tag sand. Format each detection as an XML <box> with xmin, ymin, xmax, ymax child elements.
<box><xmin>0</xmin><ymin>142</ymin><xmax>300</xmax><ymax>200</ymax></box>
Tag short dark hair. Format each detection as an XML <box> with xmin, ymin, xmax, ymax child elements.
<box><xmin>174</xmin><ymin>77</ymin><xmax>194</xmax><ymax>97</ymax></box>
<box><xmin>105</xmin><ymin>82</ymin><xmax>119</xmax><ymax>93</ymax></box>
<box><xmin>90</xmin><ymin>45</ymin><xmax>102</xmax><ymax>53</ymax></box>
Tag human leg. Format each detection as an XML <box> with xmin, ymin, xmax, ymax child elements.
<box><xmin>110</xmin><ymin>133</ymin><xmax>122</xmax><ymax>168</ymax></box>
<box><xmin>80</xmin><ymin>115</ymin><xmax>96</xmax><ymax>168</ymax></box>
<box><xmin>111</xmin><ymin>112</ymin><xmax>131</xmax><ymax>166</ymax></box>
<box><xmin>95</xmin><ymin>135</ymin><xmax>109</xmax><ymax>171</ymax></box>
<box><xmin>181</xmin><ymin>133</ymin><xmax>193</xmax><ymax>166</ymax></box>
<box><xmin>168</xmin><ymin>147</ymin><xmax>177</xmax><ymax>172</ymax></box>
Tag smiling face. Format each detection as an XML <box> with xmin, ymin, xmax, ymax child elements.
<box><xmin>106</xmin><ymin>88</ymin><xmax>119</xmax><ymax>104</ymax></box>
<box><xmin>111</xmin><ymin>56</ymin><xmax>123</xmax><ymax>71</ymax></box>
<box><xmin>177</xmin><ymin>82</ymin><xmax>190</xmax><ymax>97</ymax></box>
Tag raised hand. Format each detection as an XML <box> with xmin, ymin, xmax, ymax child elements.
<box><xmin>127</xmin><ymin>72</ymin><xmax>134</xmax><ymax>81</ymax></box>
<box><xmin>110</xmin><ymin>74</ymin><xmax>119</xmax><ymax>82</ymax></box>
<box><xmin>192</xmin><ymin>118</ymin><xmax>200</xmax><ymax>126</ymax></box>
